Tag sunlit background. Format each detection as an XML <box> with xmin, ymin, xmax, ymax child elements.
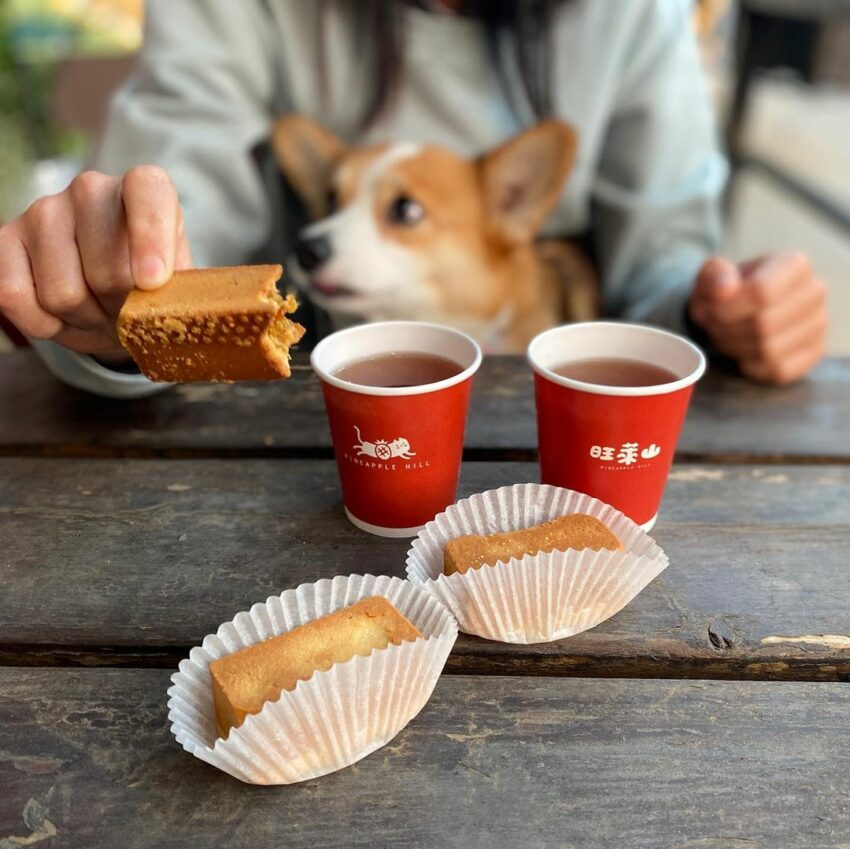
<box><xmin>1</xmin><ymin>0</ymin><xmax>848</xmax><ymax>352</ymax></box>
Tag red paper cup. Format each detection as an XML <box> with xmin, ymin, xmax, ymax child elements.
<box><xmin>528</xmin><ymin>322</ymin><xmax>706</xmax><ymax>530</ymax></box>
<box><xmin>311</xmin><ymin>322</ymin><xmax>482</xmax><ymax>537</ymax></box>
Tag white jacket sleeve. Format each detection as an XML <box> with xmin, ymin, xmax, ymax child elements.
<box><xmin>33</xmin><ymin>0</ymin><xmax>280</xmax><ymax>397</ymax></box>
<box><xmin>592</xmin><ymin>0</ymin><xmax>728</xmax><ymax>333</ymax></box>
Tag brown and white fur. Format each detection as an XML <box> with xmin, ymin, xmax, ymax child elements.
<box><xmin>272</xmin><ymin>116</ymin><xmax>597</xmax><ymax>352</ymax></box>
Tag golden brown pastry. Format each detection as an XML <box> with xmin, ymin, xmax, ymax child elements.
<box><xmin>443</xmin><ymin>513</ymin><xmax>623</xmax><ymax>576</ymax></box>
<box><xmin>210</xmin><ymin>596</ymin><xmax>422</xmax><ymax>738</ymax></box>
<box><xmin>117</xmin><ymin>264</ymin><xmax>305</xmax><ymax>382</ymax></box>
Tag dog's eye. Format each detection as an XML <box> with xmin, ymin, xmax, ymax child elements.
<box><xmin>387</xmin><ymin>195</ymin><xmax>425</xmax><ymax>226</ymax></box>
<box><xmin>325</xmin><ymin>188</ymin><xmax>338</xmax><ymax>213</ymax></box>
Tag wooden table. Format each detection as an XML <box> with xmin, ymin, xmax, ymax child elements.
<box><xmin>1</xmin><ymin>351</ymin><xmax>848</xmax><ymax>848</ymax></box>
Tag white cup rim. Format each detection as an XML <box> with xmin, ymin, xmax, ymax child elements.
<box><xmin>527</xmin><ymin>321</ymin><xmax>707</xmax><ymax>397</ymax></box>
<box><xmin>311</xmin><ymin>320</ymin><xmax>483</xmax><ymax>397</ymax></box>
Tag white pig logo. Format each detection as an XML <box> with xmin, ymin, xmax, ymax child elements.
<box><xmin>353</xmin><ymin>426</ymin><xmax>417</xmax><ymax>460</ymax></box>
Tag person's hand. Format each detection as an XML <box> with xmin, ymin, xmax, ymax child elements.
<box><xmin>0</xmin><ymin>166</ymin><xmax>192</xmax><ymax>355</ymax></box>
<box><xmin>688</xmin><ymin>253</ymin><xmax>827</xmax><ymax>385</ymax></box>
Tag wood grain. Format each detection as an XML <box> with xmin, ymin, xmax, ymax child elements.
<box><xmin>2</xmin><ymin>352</ymin><xmax>849</xmax><ymax>461</ymax></box>
<box><xmin>1</xmin><ymin>459</ymin><xmax>847</xmax><ymax>680</ymax></box>
<box><xmin>0</xmin><ymin>669</ymin><xmax>847</xmax><ymax>849</ymax></box>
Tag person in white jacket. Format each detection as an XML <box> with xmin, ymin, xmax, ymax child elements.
<box><xmin>0</xmin><ymin>0</ymin><xmax>827</xmax><ymax>398</ymax></box>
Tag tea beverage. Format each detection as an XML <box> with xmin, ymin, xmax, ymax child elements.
<box><xmin>333</xmin><ymin>352</ymin><xmax>463</xmax><ymax>388</ymax></box>
<box><xmin>311</xmin><ymin>322</ymin><xmax>482</xmax><ymax>537</ymax></box>
<box><xmin>528</xmin><ymin>322</ymin><xmax>706</xmax><ymax>529</ymax></box>
<box><xmin>552</xmin><ymin>358</ymin><xmax>678</xmax><ymax>388</ymax></box>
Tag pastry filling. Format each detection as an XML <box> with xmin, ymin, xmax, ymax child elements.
<box><xmin>266</xmin><ymin>288</ymin><xmax>306</xmax><ymax>358</ymax></box>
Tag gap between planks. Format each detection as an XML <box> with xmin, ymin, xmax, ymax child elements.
<box><xmin>1</xmin><ymin>643</ymin><xmax>847</xmax><ymax>683</ymax></box>
<box><xmin>0</xmin><ymin>445</ymin><xmax>847</xmax><ymax>464</ymax></box>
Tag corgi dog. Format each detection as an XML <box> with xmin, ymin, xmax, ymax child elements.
<box><xmin>272</xmin><ymin>116</ymin><xmax>597</xmax><ymax>352</ymax></box>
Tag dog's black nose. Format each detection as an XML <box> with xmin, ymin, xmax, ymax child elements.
<box><xmin>294</xmin><ymin>235</ymin><xmax>332</xmax><ymax>272</ymax></box>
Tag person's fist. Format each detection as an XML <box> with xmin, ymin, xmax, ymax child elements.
<box><xmin>688</xmin><ymin>252</ymin><xmax>827</xmax><ymax>385</ymax></box>
<box><xmin>0</xmin><ymin>166</ymin><xmax>192</xmax><ymax>355</ymax></box>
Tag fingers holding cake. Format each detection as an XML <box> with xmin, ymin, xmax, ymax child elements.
<box><xmin>0</xmin><ymin>225</ymin><xmax>64</xmax><ymax>342</ymax></box>
<box><xmin>0</xmin><ymin>166</ymin><xmax>191</xmax><ymax>356</ymax></box>
<box><xmin>0</xmin><ymin>209</ymin><xmax>116</xmax><ymax>354</ymax></box>
<box><xmin>25</xmin><ymin>192</ymin><xmax>112</xmax><ymax>335</ymax></box>
<box><xmin>0</xmin><ymin>166</ymin><xmax>302</xmax><ymax>378</ymax></box>
<box><xmin>120</xmin><ymin>165</ymin><xmax>188</xmax><ymax>292</ymax></box>
<box><xmin>73</xmin><ymin>167</ymin><xmax>191</xmax><ymax>317</ymax></box>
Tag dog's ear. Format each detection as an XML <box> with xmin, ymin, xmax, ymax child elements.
<box><xmin>479</xmin><ymin>121</ymin><xmax>578</xmax><ymax>244</ymax></box>
<box><xmin>272</xmin><ymin>115</ymin><xmax>347</xmax><ymax>219</ymax></box>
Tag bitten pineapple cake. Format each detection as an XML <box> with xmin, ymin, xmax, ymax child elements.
<box><xmin>117</xmin><ymin>264</ymin><xmax>305</xmax><ymax>382</ymax></box>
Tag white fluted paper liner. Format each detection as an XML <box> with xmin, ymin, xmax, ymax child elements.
<box><xmin>167</xmin><ymin>574</ymin><xmax>457</xmax><ymax>785</ymax></box>
<box><xmin>405</xmin><ymin>483</ymin><xmax>668</xmax><ymax>644</ymax></box>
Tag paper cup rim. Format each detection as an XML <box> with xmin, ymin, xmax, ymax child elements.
<box><xmin>527</xmin><ymin>321</ymin><xmax>706</xmax><ymax>397</ymax></box>
<box><xmin>310</xmin><ymin>320</ymin><xmax>482</xmax><ymax>397</ymax></box>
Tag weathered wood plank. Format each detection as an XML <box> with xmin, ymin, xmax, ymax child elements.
<box><xmin>1</xmin><ymin>459</ymin><xmax>848</xmax><ymax>679</ymax></box>
<box><xmin>2</xmin><ymin>351</ymin><xmax>849</xmax><ymax>461</ymax></box>
<box><xmin>0</xmin><ymin>669</ymin><xmax>847</xmax><ymax>849</ymax></box>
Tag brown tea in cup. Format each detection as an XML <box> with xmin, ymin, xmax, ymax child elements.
<box><xmin>552</xmin><ymin>357</ymin><xmax>679</xmax><ymax>388</ymax></box>
<box><xmin>333</xmin><ymin>352</ymin><xmax>463</xmax><ymax>388</ymax></box>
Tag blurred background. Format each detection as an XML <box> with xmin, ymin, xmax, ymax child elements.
<box><xmin>0</xmin><ymin>0</ymin><xmax>848</xmax><ymax>353</ymax></box>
